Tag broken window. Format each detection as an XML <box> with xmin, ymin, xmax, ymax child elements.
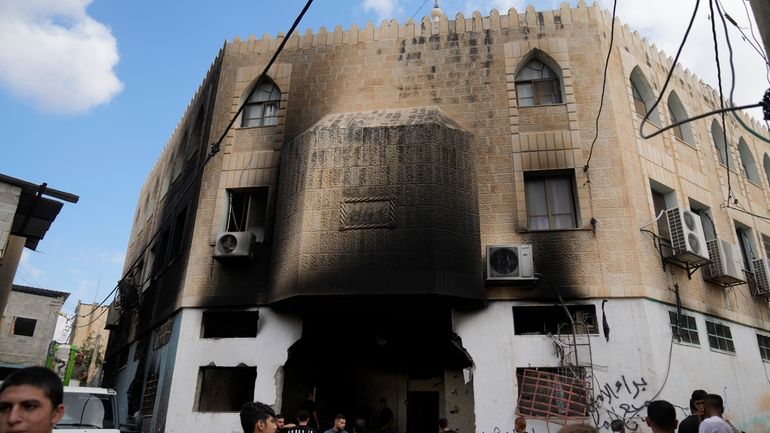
<box><xmin>226</xmin><ymin>188</ymin><xmax>268</xmax><ymax>242</ymax></box>
<box><xmin>516</xmin><ymin>367</ymin><xmax>589</xmax><ymax>420</ymax></box>
<box><xmin>669</xmin><ymin>311</ymin><xmax>699</xmax><ymax>345</ymax></box>
<box><xmin>241</xmin><ymin>79</ymin><xmax>281</xmax><ymax>127</ymax></box>
<box><xmin>201</xmin><ymin>310</ymin><xmax>259</xmax><ymax>338</ymax></box>
<box><xmin>13</xmin><ymin>317</ymin><xmax>36</xmax><ymax>337</ymax></box>
<box><xmin>512</xmin><ymin>305</ymin><xmax>597</xmax><ymax>335</ymax></box>
<box><xmin>154</xmin><ymin>318</ymin><xmax>174</xmax><ymax>350</ymax></box>
<box><xmin>140</xmin><ymin>372</ymin><xmax>159</xmax><ymax>416</ymax></box>
<box><xmin>196</xmin><ymin>366</ymin><xmax>257</xmax><ymax>412</ymax></box>
<box><xmin>515</xmin><ymin>59</ymin><xmax>563</xmax><ymax>106</ymax></box>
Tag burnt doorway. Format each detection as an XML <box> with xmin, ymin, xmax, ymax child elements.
<box><xmin>278</xmin><ymin>298</ymin><xmax>474</xmax><ymax>432</ymax></box>
<box><xmin>406</xmin><ymin>392</ymin><xmax>438</xmax><ymax>433</ymax></box>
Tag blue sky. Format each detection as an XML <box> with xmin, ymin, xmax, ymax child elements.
<box><xmin>1</xmin><ymin>0</ymin><xmax>767</xmax><ymax>320</ymax></box>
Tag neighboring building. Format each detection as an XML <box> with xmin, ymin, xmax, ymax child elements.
<box><xmin>0</xmin><ymin>173</ymin><xmax>78</xmax><ymax>318</ymax></box>
<box><xmin>103</xmin><ymin>3</ymin><xmax>770</xmax><ymax>433</ymax></box>
<box><xmin>69</xmin><ymin>302</ymin><xmax>110</xmax><ymax>385</ymax></box>
<box><xmin>0</xmin><ymin>284</ymin><xmax>69</xmax><ymax>376</ymax></box>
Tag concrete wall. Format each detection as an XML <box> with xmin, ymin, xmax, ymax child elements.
<box><xmin>0</xmin><ymin>289</ymin><xmax>65</xmax><ymax>365</ymax></box>
<box><xmin>454</xmin><ymin>298</ymin><xmax>770</xmax><ymax>433</ymax></box>
<box><xmin>0</xmin><ymin>182</ymin><xmax>20</xmax><ymax>259</ymax></box>
<box><xmin>164</xmin><ymin>307</ymin><xmax>302</xmax><ymax>433</ymax></box>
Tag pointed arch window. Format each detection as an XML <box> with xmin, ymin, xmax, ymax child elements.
<box><xmin>711</xmin><ymin>120</ymin><xmax>730</xmax><ymax>166</ymax></box>
<box><xmin>515</xmin><ymin>58</ymin><xmax>563</xmax><ymax>107</ymax></box>
<box><xmin>763</xmin><ymin>153</ymin><xmax>770</xmax><ymax>186</ymax></box>
<box><xmin>738</xmin><ymin>138</ymin><xmax>760</xmax><ymax>183</ymax></box>
<box><xmin>630</xmin><ymin>68</ymin><xmax>661</xmax><ymax>125</ymax></box>
<box><xmin>667</xmin><ymin>92</ymin><xmax>693</xmax><ymax>144</ymax></box>
<box><xmin>241</xmin><ymin>79</ymin><xmax>281</xmax><ymax>127</ymax></box>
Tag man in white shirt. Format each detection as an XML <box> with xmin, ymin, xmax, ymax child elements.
<box><xmin>698</xmin><ymin>394</ymin><xmax>737</xmax><ymax>433</ymax></box>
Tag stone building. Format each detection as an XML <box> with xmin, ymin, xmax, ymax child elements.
<box><xmin>104</xmin><ymin>3</ymin><xmax>770</xmax><ymax>433</ymax></box>
<box><xmin>0</xmin><ymin>284</ymin><xmax>69</xmax><ymax>376</ymax></box>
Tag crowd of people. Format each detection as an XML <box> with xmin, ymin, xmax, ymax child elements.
<box><xmin>0</xmin><ymin>367</ymin><xmax>747</xmax><ymax>433</ymax></box>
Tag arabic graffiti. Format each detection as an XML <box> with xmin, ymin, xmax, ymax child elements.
<box><xmin>590</xmin><ymin>375</ymin><xmax>650</xmax><ymax>431</ymax></box>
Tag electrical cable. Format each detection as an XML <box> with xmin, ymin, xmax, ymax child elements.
<box><xmin>709</xmin><ymin>0</ymin><xmax>735</xmax><ymax>204</ymax></box>
<box><xmin>638</xmin><ymin>0</ymin><xmax>700</xmax><ymax>140</ymax></box>
<box><xmin>409</xmin><ymin>0</ymin><xmax>431</xmax><ymax>22</ymax></box>
<box><xmin>71</xmin><ymin>0</ymin><xmax>316</xmax><ymax>320</ymax></box>
<box><xmin>583</xmin><ymin>0</ymin><xmax>617</xmax><ymax>172</ymax></box>
<box><xmin>72</xmin><ymin>305</ymin><xmax>110</xmax><ymax>329</ymax></box>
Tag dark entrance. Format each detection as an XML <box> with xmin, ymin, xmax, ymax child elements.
<box><xmin>278</xmin><ymin>298</ymin><xmax>473</xmax><ymax>432</ymax></box>
<box><xmin>406</xmin><ymin>392</ymin><xmax>439</xmax><ymax>433</ymax></box>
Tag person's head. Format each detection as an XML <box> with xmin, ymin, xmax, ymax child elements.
<box><xmin>703</xmin><ymin>394</ymin><xmax>724</xmax><ymax>418</ymax></box>
<box><xmin>297</xmin><ymin>410</ymin><xmax>310</xmax><ymax>424</ymax></box>
<box><xmin>514</xmin><ymin>416</ymin><xmax>526</xmax><ymax>432</ymax></box>
<box><xmin>556</xmin><ymin>425</ymin><xmax>598</xmax><ymax>433</ymax></box>
<box><xmin>353</xmin><ymin>417</ymin><xmax>366</xmax><ymax>433</ymax></box>
<box><xmin>0</xmin><ymin>367</ymin><xmax>65</xmax><ymax>433</ymax></box>
<box><xmin>334</xmin><ymin>414</ymin><xmax>347</xmax><ymax>432</ymax></box>
<box><xmin>646</xmin><ymin>400</ymin><xmax>677</xmax><ymax>432</ymax></box>
<box><xmin>439</xmin><ymin>418</ymin><xmax>449</xmax><ymax>431</ymax></box>
<box><xmin>689</xmin><ymin>390</ymin><xmax>708</xmax><ymax>416</ymax></box>
<box><xmin>275</xmin><ymin>414</ymin><xmax>285</xmax><ymax>429</ymax></box>
<box><xmin>240</xmin><ymin>402</ymin><xmax>277</xmax><ymax>433</ymax></box>
<box><xmin>609</xmin><ymin>419</ymin><xmax>625</xmax><ymax>433</ymax></box>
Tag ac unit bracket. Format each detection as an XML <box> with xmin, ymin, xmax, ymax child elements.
<box><xmin>641</xmin><ymin>228</ymin><xmax>711</xmax><ymax>279</ymax></box>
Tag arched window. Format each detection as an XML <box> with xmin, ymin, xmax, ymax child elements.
<box><xmin>738</xmin><ymin>138</ymin><xmax>759</xmax><ymax>183</ymax></box>
<box><xmin>763</xmin><ymin>153</ymin><xmax>770</xmax><ymax>186</ymax></box>
<box><xmin>711</xmin><ymin>120</ymin><xmax>729</xmax><ymax>165</ymax></box>
<box><xmin>629</xmin><ymin>67</ymin><xmax>660</xmax><ymax>125</ymax></box>
<box><xmin>241</xmin><ymin>78</ymin><xmax>281</xmax><ymax>127</ymax></box>
<box><xmin>515</xmin><ymin>56</ymin><xmax>563</xmax><ymax>107</ymax></box>
<box><xmin>667</xmin><ymin>91</ymin><xmax>693</xmax><ymax>144</ymax></box>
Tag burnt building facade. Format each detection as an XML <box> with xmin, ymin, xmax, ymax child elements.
<box><xmin>104</xmin><ymin>3</ymin><xmax>770</xmax><ymax>433</ymax></box>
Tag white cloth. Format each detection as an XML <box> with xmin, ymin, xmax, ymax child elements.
<box><xmin>698</xmin><ymin>416</ymin><xmax>735</xmax><ymax>433</ymax></box>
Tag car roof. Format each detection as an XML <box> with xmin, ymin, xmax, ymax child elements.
<box><xmin>63</xmin><ymin>386</ymin><xmax>117</xmax><ymax>396</ymax></box>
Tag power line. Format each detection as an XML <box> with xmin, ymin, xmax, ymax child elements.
<box><xmin>583</xmin><ymin>0</ymin><xmax>617</xmax><ymax>173</ymax></box>
<box><xmin>73</xmin><ymin>0</ymin><xmax>316</xmax><ymax>321</ymax></box>
<box><xmin>409</xmin><ymin>0</ymin><xmax>431</xmax><ymax>23</ymax></box>
<box><xmin>710</xmin><ymin>0</ymin><xmax>733</xmax><ymax>203</ymax></box>
<box><xmin>638</xmin><ymin>0</ymin><xmax>700</xmax><ymax>140</ymax></box>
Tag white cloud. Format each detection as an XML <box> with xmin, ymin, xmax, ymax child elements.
<box><xmin>0</xmin><ymin>0</ymin><xmax>123</xmax><ymax>114</ymax></box>
<box><xmin>19</xmin><ymin>249</ymin><xmax>44</xmax><ymax>280</ymax></box>
<box><xmin>362</xmin><ymin>0</ymin><xmax>401</xmax><ymax>22</ymax></box>
<box><xmin>594</xmin><ymin>0</ymin><xmax>769</xmax><ymax>121</ymax></box>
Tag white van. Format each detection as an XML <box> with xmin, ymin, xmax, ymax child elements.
<box><xmin>54</xmin><ymin>386</ymin><xmax>120</xmax><ymax>433</ymax></box>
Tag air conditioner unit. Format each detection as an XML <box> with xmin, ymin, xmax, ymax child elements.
<box><xmin>750</xmin><ymin>258</ymin><xmax>770</xmax><ymax>297</ymax></box>
<box><xmin>486</xmin><ymin>244</ymin><xmax>536</xmax><ymax>281</ymax></box>
<box><xmin>665</xmin><ymin>208</ymin><xmax>709</xmax><ymax>264</ymax></box>
<box><xmin>703</xmin><ymin>239</ymin><xmax>745</xmax><ymax>286</ymax></box>
<box><xmin>214</xmin><ymin>231</ymin><xmax>256</xmax><ymax>260</ymax></box>
<box><xmin>105</xmin><ymin>303</ymin><xmax>120</xmax><ymax>330</ymax></box>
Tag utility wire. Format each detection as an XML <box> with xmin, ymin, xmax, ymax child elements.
<box><xmin>73</xmin><ymin>0</ymin><xmax>315</xmax><ymax>320</ymax></box>
<box><xmin>638</xmin><ymin>0</ymin><xmax>700</xmax><ymax>140</ymax></box>
<box><xmin>409</xmin><ymin>0</ymin><xmax>431</xmax><ymax>22</ymax></box>
<box><xmin>711</xmin><ymin>0</ymin><xmax>734</xmax><ymax>203</ymax></box>
<box><xmin>583</xmin><ymin>0</ymin><xmax>617</xmax><ymax>172</ymax></box>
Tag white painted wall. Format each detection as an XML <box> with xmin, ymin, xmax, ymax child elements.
<box><xmin>454</xmin><ymin>298</ymin><xmax>770</xmax><ymax>433</ymax></box>
<box><xmin>165</xmin><ymin>307</ymin><xmax>302</xmax><ymax>433</ymax></box>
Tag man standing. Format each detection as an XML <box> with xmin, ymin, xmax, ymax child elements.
<box><xmin>698</xmin><ymin>394</ymin><xmax>735</xmax><ymax>433</ymax></box>
<box><xmin>324</xmin><ymin>414</ymin><xmax>348</xmax><ymax>433</ymax></box>
<box><xmin>375</xmin><ymin>398</ymin><xmax>394</xmax><ymax>433</ymax></box>
<box><xmin>285</xmin><ymin>410</ymin><xmax>316</xmax><ymax>433</ymax></box>
<box><xmin>645</xmin><ymin>400</ymin><xmax>678</xmax><ymax>433</ymax></box>
<box><xmin>240</xmin><ymin>401</ymin><xmax>278</xmax><ymax>433</ymax></box>
<box><xmin>0</xmin><ymin>366</ymin><xmax>65</xmax><ymax>433</ymax></box>
<box><xmin>679</xmin><ymin>390</ymin><xmax>707</xmax><ymax>433</ymax></box>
